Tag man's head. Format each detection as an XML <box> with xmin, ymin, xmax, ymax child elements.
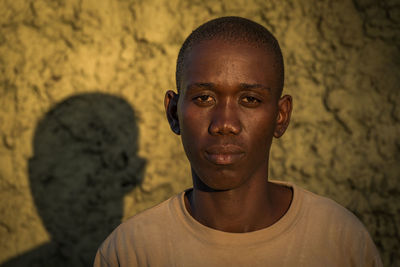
<box><xmin>176</xmin><ymin>16</ymin><xmax>284</xmax><ymax>96</ymax></box>
<box><xmin>165</xmin><ymin>16</ymin><xmax>292</xmax><ymax>191</ymax></box>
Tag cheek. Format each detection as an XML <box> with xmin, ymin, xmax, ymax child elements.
<box><xmin>243</xmin><ymin>112</ymin><xmax>276</xmax><ymax>152</ymax></box>
<box><xmin>178</xmin><ymin>105</ymin><xmax>209</xmax><ymax>157</ymax></box>
<box><xmin>179</xmin><ymin>105</ymin><xmax>199</xmax><ymax>135</ymax></box>
<box><xmin>179</xmin><ymin>103</ymin><xmax>210</xmax><ymax>135</ymax></box>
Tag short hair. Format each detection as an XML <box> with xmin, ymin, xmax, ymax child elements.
<box><xmin>176</xmin><ymin>16</ymin><xmax>284</xmax><ymax>95</ymax></box>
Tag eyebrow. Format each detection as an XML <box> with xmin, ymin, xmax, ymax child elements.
<box><xmin>186</xmin><ymin>82</ymin><xmax>271</xmax><ymax>92</ymax></box>
<box><xmin>239</xmin><ymin>83</ymin><xmax>271</xmax><ymax>91</ymax></box>
<box><xmin>186</xmin><ymin>82</ymin><xmax>215</xmax><ymax>91</ymax></box>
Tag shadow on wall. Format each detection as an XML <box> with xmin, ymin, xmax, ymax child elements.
<box><xmin>2</xmin><ymin>93</ymin><xmax>146</xmax><ymax>267</ymax></box>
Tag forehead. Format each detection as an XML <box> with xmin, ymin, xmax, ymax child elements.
<box><xmin>181</xmin><ymin>39</ymin><xmax>280</xmax><ymax>92</ymax></box>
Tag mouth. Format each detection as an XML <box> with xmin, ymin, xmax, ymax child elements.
<box><xmin>205</xmin><ymin>145</ymin><xmax>245</xmax><ymax>165</ymax></box>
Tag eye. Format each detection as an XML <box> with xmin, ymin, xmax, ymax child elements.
<box><xmin>193</xmin><ymin>95</ymin><xmax>214</xmax><ymax>106</ymax></box>
<box><xmin>241</xmin><ymin>96</ymin><xmax>261</xmax><ymax>106</ymax></box>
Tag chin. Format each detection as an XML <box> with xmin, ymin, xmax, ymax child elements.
<box><xmin>193</xmin><ymin>167</ymin><xmax>247</xmax><ymax>191</ymax></box>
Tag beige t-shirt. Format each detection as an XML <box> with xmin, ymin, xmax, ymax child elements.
<box><xmin>94</xmin><ymin>182</ymin><xmax>382</xmax><ymax>267</ymax></box>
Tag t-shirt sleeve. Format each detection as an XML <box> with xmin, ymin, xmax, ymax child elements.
<box><xmin>361</xmin><ymin>231</ymin><xmax>383</xmax><ymax>267</ymax></box>
<box><xmin>342</xmin><ymin>213</ymin><xmax>383</xmax><ymax>267</ymax></box>
<box><xmin>93</xmin><ymin>248</ymin><xmax>112</xmax><ymax>267</ymax></box>
<box><xmin>93</xmin><ymin>224</ymin><xmax>139</xmax><ymax>267</ymax></box>
<box><xmin>303</xmin><ymin>189</ymin><xmax>383</xmax><ymax>267</ymax></box>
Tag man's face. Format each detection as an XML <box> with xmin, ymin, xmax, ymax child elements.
<box><xmin>166</xmin><ymin>39</ymin><xmax>291</xmax><ymax>191</ymax></box>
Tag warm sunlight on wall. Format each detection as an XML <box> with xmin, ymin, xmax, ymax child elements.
<box><xmin>0</xmin><ymin>0</ymin><xmax>399</xmax><ymax>266</ymax></box>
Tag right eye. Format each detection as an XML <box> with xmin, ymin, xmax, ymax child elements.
<box><xmin>193</xmin><ymin>95</ymin><xmax>214</xmax><ymax>105</ymax></box>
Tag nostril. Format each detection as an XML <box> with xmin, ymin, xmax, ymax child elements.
<box><xmin>209</xmin><ymin>120</ymin><xmax>241</xmax><ymax>136</ymax></box>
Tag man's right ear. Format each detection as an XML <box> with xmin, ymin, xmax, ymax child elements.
<box><xmin>164</xmin><ymin>90</ymin><xmax>180</xmax><ymax>135</ymax></box>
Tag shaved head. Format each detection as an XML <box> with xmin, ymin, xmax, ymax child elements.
<box><xmin>176</xmin><ymin>16</ymin><xmax>284</xmax><ymax>96</ymax></box>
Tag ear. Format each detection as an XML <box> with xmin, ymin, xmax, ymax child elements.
<box><xmin>164</xmin><ymin>90</ymin><xmax>180</xmax><ymax>135</ymax></box>
<box><xmin>274</xmin><ymin>95</ymin><xmax>292</xmax><ymax>138</ymax></box>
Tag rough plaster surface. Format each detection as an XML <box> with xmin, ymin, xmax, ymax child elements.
<box><xmin>0</xmin><ymin>0</ymin><xmax>399</xmax><ymax>266</ymax></box>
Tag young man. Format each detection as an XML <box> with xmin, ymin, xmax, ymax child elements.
<box><xmin>94</xmin><ymin>17</ymin><xmax>382</xmax><ymax>266</ymax></box>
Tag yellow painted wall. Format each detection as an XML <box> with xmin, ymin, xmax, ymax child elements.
<box><xmin>0</xmin><ymin>0</ymin><xmax>399</xmax><ymax>266</ymax></box>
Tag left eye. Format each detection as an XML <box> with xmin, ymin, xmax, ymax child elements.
<box><xmin>242</xmin><ymin>96</ymin><xmax>261</xmax><ymax>103</ymax></box>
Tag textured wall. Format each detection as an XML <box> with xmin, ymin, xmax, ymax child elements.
<box><xmin>0</xmin><ymin>0</ymin><xmax>399</xmax><ymax>266</ymax></box>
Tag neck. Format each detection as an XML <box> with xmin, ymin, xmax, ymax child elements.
<box><xmin>185</xmin><ymin>171</ymin><xmax>292</xmax><ymax>233</ymax></box>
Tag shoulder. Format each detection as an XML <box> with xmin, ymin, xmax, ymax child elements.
<box><xmin>299</xmin><ymin>186</ymin><xmax>362</xmax><ymax>226</ymax></box>
<box><xmin>107</xmin><ymin>192</ymin><xmax>181</xmax><ymax>241</ymax></box>
<box><xmin>95</xmin><ymin>192</ymin><xmax>184</xmax><ymax>265</ymax></box>
<box><xmin>293</xmin><ymin>185</ymin><xmax>368</xmax><ymax>238</ymax></box>
<box><xmin>293</xmin><ymin>184</ymin><xmax>382</xmax><ymax>266</ymax></box>
<box><xmin>273</xmin><ymin>180</ymin><xmax>362</xmax><ymax>227</ymax></box>
<box><xmin>120</xmin><ymin>194</ymin><xmax>178</xmax><ymax>230</ymax></box>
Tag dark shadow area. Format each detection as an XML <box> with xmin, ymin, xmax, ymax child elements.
<box><xmin>2</xmin><ymin>93</ymin><xmax>145</xmax><ymax>267</ymax></box>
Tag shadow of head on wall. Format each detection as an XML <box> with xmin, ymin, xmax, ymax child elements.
<box><xmin>2</xmin><ymin>92</ymin><xmax>146</xmax><ymax>267</ymax></box>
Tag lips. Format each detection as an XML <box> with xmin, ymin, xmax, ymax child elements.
<box><xmin>205</xmin><ymin>144</ymin><xmax>245</xmax><ymax>165</ymax></box>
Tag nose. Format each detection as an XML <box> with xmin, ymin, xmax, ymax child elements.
<box><xmin>208</xmin><ymin>99</ymin><xmax>242</xmax><ymax>136</ymax></box>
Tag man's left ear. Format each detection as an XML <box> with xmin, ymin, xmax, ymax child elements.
<box><xmin>274</xmin><ymin>95</ymin><xmax>292</xmax><ymax>138</ymax></box>
<box><xmin>164</xmin><ymin>90</ymin><xmax>181</xmax><ymax>135</ymax></box>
